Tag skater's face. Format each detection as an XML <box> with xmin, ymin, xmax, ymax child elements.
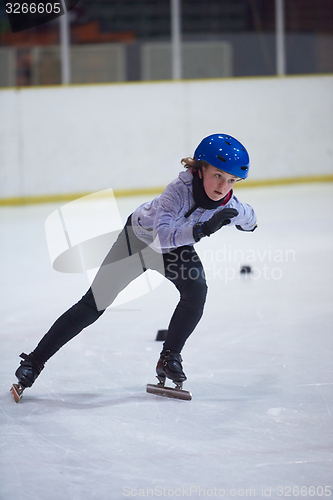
<box><xmin>199</xmin><ymin>165</ymin><xmax>238</xmax><ymax>201</ymax></box>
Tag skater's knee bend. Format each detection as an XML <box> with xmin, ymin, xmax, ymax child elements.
<box><xmin>193</xmin><ymin>279</ymin><xmax>208</xmax><ymax>305</ymax></box>
<box><xmin>80</xmin><ymin>288</ymin><xmax>102</xmax><ymax>312</ymax></box>
<box><xmin>179</xmin><ymin>277</ymin><xmax>208</xmax><ymax>308</ymax></box>
<box><xmin>68</xmin><ymin>289</ymin><xmax>105</xmax><ymax>330</ymax></box>
<box><xmin>69</xmin><ymin>300</ymin><xmax>104</xmax><ymax>330</ymax></box>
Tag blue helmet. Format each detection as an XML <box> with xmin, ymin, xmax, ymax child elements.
<box><xmin>194</xmin><ymin>134</ymin><xmax>250</xmax><ymax>179</ymax></box>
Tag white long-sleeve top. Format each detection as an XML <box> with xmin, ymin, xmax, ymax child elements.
<box><xmin>131</xmin><ymin>170</ymin><xmax>257</xmax><ymax>253</ymax></box>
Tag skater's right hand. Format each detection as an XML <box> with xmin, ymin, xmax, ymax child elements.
<box><xmin>193</xmin><ymin>208</ymin><xmax>238</xmax><ymax>241</ymax></box>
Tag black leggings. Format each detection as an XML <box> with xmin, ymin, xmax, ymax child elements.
<box><xmin>33</xmin><ymin>216</ymin><xmax>207</xmax><ymax>364</ymax></box>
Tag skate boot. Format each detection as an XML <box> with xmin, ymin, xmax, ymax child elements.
<box><xmin>146</xmin><ymin>350</ymin><xmax>191</xmax><ymax>400</ymax></box>
<box><xmin>10</xmin><ymin>352</ymin><xmax>44</xmax><ymax>402</ymax></box>
<box><xmin>156</xmin><ymin>349</ymin><xmax>187</xmax><ymax>384</ymax></box>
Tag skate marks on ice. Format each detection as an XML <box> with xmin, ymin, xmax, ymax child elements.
<box><xmin>7</xmin><ymin>389</ymin><xmax>153</xmax><ymax>409</ymax></box>
<box><xmin>2</xmin><ymin>185</ymin><xmax>333</xmax><ymax>499</ymax></box>
<box><xmin>8</xmin><ymin>381</ymin><xmax>192</xmax><ymax>405</ymax></box>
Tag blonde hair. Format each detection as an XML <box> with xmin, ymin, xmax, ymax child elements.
<box><xmin>181</xmin><ymin>157</ymin><xmax>243</xmax><ymax>181</ymax></box>
<box><xmin>181</xmin><ymin>157</ymin><xmax>209</xmax><ymax>171</ymax></box>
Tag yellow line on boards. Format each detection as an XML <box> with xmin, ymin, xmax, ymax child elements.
<box><xmin>0</xmin><ymin>175</ymin><xmax>333</xmax><ymax>206</ymax></box>
<box><xmin>234</xmin><ymin>174</ymin><xmax>333</xmax><ymax>189</ymax></box>
<box><xmin>0</xmin><ymin>187</ymin><xmax>165</xmax><ymax>206</ymax></box>
<box><xmin>0</xmin><ymin>72</ymin><xmax>332</xmax><ymax>92</ymax></box>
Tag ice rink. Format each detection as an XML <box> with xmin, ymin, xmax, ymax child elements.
<box><xmin>1</xmin><ymin>183</ymin><xmax>332</xmax><ymax>500</ymax></box>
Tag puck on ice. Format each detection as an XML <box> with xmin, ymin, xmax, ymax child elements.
<box><xmin>240</xmin><ymin>265</ymin><xmax>252</xmax><ymax>274</ymax></box>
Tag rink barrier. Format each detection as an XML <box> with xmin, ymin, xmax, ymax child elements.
<box><xmin>0</xmin><ymin>174</ymin><xmax>333</xmax><ymax>206</ymax></box>
<box><xmin>1</xmin><ymin>74</ymin><xmax>332</xmax><ymax>201</ymax></box>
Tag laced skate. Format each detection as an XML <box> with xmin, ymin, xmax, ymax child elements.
<box><xmin>10</xmin><ymin>352</ymin><xmax>44</xmax><ymax>402</ymax></box>
<box><xmin>146</xmin><ymin>350</ymin><xmax>192</xmax><ymax>401</ymax></box>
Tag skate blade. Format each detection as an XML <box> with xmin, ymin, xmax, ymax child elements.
<box><xmin>10</xmin><ymin>383</ymin><xmax>24</xmax><ymax>403</ymax></box>
<box><xmin>146</xmin><ymin>383</ymin><xmax>192</xmax><ymax>401</ymax></box>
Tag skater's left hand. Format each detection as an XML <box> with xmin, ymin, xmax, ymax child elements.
<box><xmin>193</xmin><ymin>208</ymin><xmax>238</xmax><ymax>241</ymax></box>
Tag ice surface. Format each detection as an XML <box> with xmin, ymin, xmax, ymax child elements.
<box><xmin>1</xmin><ymin>184</ymin><xmax>332</xmax><ymax>500</ymax></box>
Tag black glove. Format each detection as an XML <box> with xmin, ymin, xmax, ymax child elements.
<box><xmin>193</xmin><ymin>208</ymin><xmax>239</xmax><ymax>242</ymax></box>
<box><xmin>236</xmin><ymin>224</ymin><xmax>257</xmax><ymax>232</ymax></box>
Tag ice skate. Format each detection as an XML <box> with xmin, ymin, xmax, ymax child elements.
<box><xmin>146</xmin><ymin>350</ymin><xmax>192</xmax><ymax>401</ymax></box>
<box><xmin>10</xmin><ymin>382</ymin><xmax>26</xmax><ymax>403</ymax></box>
<box><xmin>10</xmin><ymin>352</ymin><xmax>44</xmax><ymax>402</ymax></box>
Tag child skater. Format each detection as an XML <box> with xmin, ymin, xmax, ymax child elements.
<box><xmin>11</xmin><ymin>133</ymin><xmax>257</xmax><ymax>401</ymax></box>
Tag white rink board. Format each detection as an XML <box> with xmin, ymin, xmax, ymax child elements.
<box><xmin>0</xmin><ymin>74</ymin><xmax>333</xmax><ymax>199</ymax></box>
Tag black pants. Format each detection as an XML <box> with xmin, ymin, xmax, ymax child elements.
<box><xmin>33</xmin><ymin>216</ymin><xmax>207</xmax><ymax>364</ymax></box>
